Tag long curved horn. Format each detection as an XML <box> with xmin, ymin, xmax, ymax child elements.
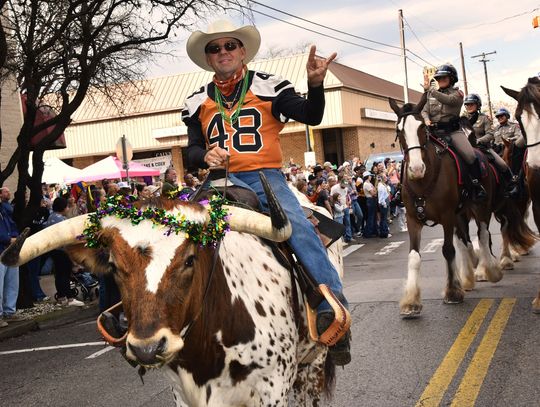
<box><xmin>1</xmin><ymin>214</ymin><xmax>89</xmax><ymax>267</ymax></box>
<box><xmin>221</xmin><ymin>172</ymin><xmax>292</xmax><ymax>242</ymax></box>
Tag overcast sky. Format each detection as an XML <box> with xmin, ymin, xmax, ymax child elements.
<box><xmin>146</xmin><ymin>0</ymin><xmax>540</xmax><ymax>107</ymax></box>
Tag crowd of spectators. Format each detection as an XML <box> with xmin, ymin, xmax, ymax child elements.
<box><xmin>288</xmin><ymin>156</ymin><xmax>408</xmax><ymax>243</ymax></box>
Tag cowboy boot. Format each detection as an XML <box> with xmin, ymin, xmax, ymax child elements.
<box><xmin>502</xmin><ymin>169</ymin><xmax>519</xmax><ymax>198</ymax></box>
<box><xmin>317</xmin><ymin>311</ymin><xmax>351</xmax><ymax>366</ymax></box>
<box><xmin>468</xmin><ymin>158</ymin><xmax>487</xmax><ymax>201</ymax></box>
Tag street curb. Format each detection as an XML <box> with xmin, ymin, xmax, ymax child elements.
<box><xmin>0</xmin><ymin>303</ymin><xmax>100</xmax><ymax>342</ymax></box>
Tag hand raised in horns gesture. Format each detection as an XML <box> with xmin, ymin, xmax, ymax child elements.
<box><xmin>306</xmin><ymin>45</ymin><xmax>337</xmax><ymax>88</ymax></box>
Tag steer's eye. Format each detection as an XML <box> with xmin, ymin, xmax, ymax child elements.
<box><xmin>184</xmin><ymin>255</ymin><xmax>195</xmax><ymax>268</ymax></box>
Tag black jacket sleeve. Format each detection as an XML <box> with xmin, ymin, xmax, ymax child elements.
<box><xmin>273</xmin><ymin>84</ymin><xmax>325</xmax><ymax>125</ymax></box>
<box><xmin>185</xmin><ymin>118</ymin><xmax>209</xmax><ymax>170</ymax></box>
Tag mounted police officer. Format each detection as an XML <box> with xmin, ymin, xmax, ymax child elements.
<box><xmin>463</xmin><ymin>95</ymin><xmax>518</xmax><ymax>197</ymax></box>
<box><xmin>493</xmin><ymin>107</ymin><xmax>525</xmax><ymax>148</ymax></box>
<box><xmin>421</xmin><ymin>64</ymin><xmax>487</xmax><ymax>200</ymax></box>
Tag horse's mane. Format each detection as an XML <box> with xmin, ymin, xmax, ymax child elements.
<box><xmin>517</xmin><ymin>76</ymin><xmax>540</xmax><ymax>116</ymax></box>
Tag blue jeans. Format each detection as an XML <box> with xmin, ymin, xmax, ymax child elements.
<box><xmin>364</xmin><ymin>197</ymin><xmax>378</xmax><ymax>238</ymax></box>
<box><xmin>342</xmin><ymin>207</ymin><xmax>353</xmax><ymax>241</ymax></box>
<box><xmin>229</xmin><ymin>169</ymin><xmax>347</xmax><ymax>312</ymax></box>
<box><xmin>351</xmin><ymin>199</ymin><xmax>363</xmax><ymax>233</ymax></box>
<box><xmin>27</xmin><ymin>257</ymin><xmax>47</xmax><ymax>300</ymax></box>
<box><xmin>378</xmin><ymin>204</ymin><xmax>390</xmax><ymax>237</ymax></box>
<box><xmin>0</xmin><ymin>263</ymin><xmax>19</xmax><ymax>316</ymax></box>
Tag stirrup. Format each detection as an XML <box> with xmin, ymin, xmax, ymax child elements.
<box><xmin>97</xmin><ymin>301</ymin><xmax>127</xmax><ymax>347</ymax></box>
<box><xmin>305</xmin><ymin>285</ymin><xmax>351</xmax><ymax>347</ymax></box>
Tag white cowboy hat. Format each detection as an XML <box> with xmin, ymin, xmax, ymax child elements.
<box><xmin>186</xmin><ymin>19</ymin><xmax>261</xmax><ymax>72</ymax></box>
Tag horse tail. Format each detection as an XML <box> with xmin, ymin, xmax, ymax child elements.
<box><xmin>322</xmin><ymin>351</ymin><xmax>336</xmax><ymax>398</ymax></box>
<box><xmin>496</xmin><ymin>198</ymin><xmax>538</xmax><ymax>252</ymax></box>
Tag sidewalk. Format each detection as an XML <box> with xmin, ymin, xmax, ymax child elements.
<box><xmin>0</xmin><ymin>274</ymin><xmax>100</xmax><ymax>342</ymax></box>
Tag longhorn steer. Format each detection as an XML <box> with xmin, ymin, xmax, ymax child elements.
<box><xmin>1</xmin><ymin>179</ymin><xmax>338</xmax><ymax>406</ymax></box>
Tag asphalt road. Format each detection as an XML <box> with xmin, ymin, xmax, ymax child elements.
<box><xmin>1</xmin><ymin>220</ymin><xmax>539</xmax><ymax>407</ymax></box>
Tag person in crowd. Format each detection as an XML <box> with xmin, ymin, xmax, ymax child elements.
<box><xmin>347</xmin><ymin>173</ymin><xmax>363</xmax><ymax>237</ymax></box>
<box><xmin>463</xmin><ymin>94</ymin><xmax>518</xmax><ymax>197</ymax></box>
<box><xmin>393</xmin><ymin>184</ymin><xmax>408</xmax><ymax>233</ymax></box>
<box><xmin>330</xmin><ymin>175</ymin><xmax>353</xmax><ymax>243</ymax></box>
<box><xmin>421</xmin><ymin>64</ymin><xmax>486</xmax><ymax>201</ymax></box>
<box><xmin>354</xmin><ymin>166</ymin><xmax>367</xmax><ymax>233</ymax></box>
<box><xmin>322</xmin><ymin>161</ymin><xmax>334</xmax><ymax>181</ymax></box>
<box><xmin>288</xmin><ymin>165</ymin><xmax>300</xmax><ymax>185</ymax></box>
<box><xmin>295</xmin><ymin>179</ymin><xmax>308</xmax><ymax>196</ymax></box>
<box><xmin>43</xmin><ymin>197</ymin><xmax>85</xmax><ymax>307</ymax></box>
<box><xmin>377</xmin><ymin>174</ymin><xmax>391</xmax><ymax>238</ymax></box>
<box><xmin>0</xmin><ymin>195</ymin><xmax>23</xmax><ymax>327</ymax></box>
<box><xmin>106</xmin><ymin>182</ymin><xmax>119</xmax><ymax>197</ymax></box>
<box><xmin>387</xmin><ymin>160</ymin><xmax>400</xmax><ymax>218</ymax></box>
<box><xmin>27</xmin><ymin>198</ymin><xmax>51</xmax><ymax>303</ymax></box>
<box><xmin>315</xmin><ymin>179</ymin><xmax>333</xmax><ymax>215</ymax></box>
<box><xmin>161</xmin><ymin>167</ymin><xmax>178</xmax><ymax>197</ymax></box>
<box><xmin>331</xmin><ymin>192</ymin><xmax>345</xmax><ymax>226</ymax></box>
<box><xmin>179</xmin><ymin>173</ymin><xmax>198</xmax><ymax>197</ymax></box>
<box><xmin>182</xmin><ymin>19</ymin><xmax>350</xmax><ymax>364</ymax></box>
<box><xmin>139</xmin><ymin>185</ymin><xmax>160</xmax><ymax>200</ymax></box>
<box><xmin>363</xmin><ymin>171</ymin><xmax>378</xmax><ymax>238</ymax></box>
<box><xmin>0</xmin><ymin>187</ymin><xmax>13</xmax><ymax>217</ymax></box>
<box><xmin>306</xmin><ymin>174</ymin><xmax>317</xmax><ymax>198</ymax></box>
<box><xmin>65</xmin><ymin>195</ymin><xmax>79</xmax><ymax>218</ymax></box>
<box><xmin>117</xmin><ymin>181</ymin><xmax>132</xmax><ymax>196</ymax></box>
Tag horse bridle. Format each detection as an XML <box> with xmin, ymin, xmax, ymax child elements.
<box><xmin>395</xmin><ymin>112</ymin><xmax>429</xmax><ymax>155</ymax></box>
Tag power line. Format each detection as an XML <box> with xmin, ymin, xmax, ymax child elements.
<box><xmin>247</xmin><ymin>7</ymin><xmax>403</xmax><ymax>57</ymax></box>
<box><xmin>250</xmin><ymin>0</ymin><xmax>402</xmax><ymax>50</ymax></box>
<box><xmin>402</xmin><ymin>16</ymin><xmax>440</xmax><ymax>63</ymax></box>
<box><xmin>452</xmin><ymin>5</ymin><xmax>540</xmax><ymax>31</ymax></box>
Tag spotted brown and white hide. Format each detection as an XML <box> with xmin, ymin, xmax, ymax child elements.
<box><xmin>77</xmin><ymin>199</ymin><xmax>334</xmax><ymax>407</ymax></box>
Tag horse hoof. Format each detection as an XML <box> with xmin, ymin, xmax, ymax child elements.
<box><xmin>474</xmin><ymin>272</ymin><xmax>488</xmax><ymax>282</ymax></box>
<box><xmin>461</xmin><ymin>280</ymin><xmax>475</xmax><ymax>291</ymax></box>
<box><xmin>532</xmin><ymin>299</ymin><xmax>540</xmax><ymax>314</ymax></box>
<box><xmin>500</xmin><ymin>257</ymin><xmax>514</xmax><ymax>270</ymax></box>
<box><xmin>400</xmin><ymin>305</ymin><xmax>422</xmax><ymax>318</ymax></box>
<box><xmin>444</xmin><ymin>297</ymin><xmax>464</xmax><ymax>304</ymax></box>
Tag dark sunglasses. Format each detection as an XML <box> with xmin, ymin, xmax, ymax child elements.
<box><xmin>205</xmin><ymin>41</ymin><xmax>242</xmax><ymax>54</ymax></box>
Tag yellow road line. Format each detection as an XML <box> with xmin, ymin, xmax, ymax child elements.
<box><xmin>450</xmin><ymin>298</ymin><xmax>516</xmax><ymax>407</ymax></box>
<box><xmin>415</xmin><ymin>299</ymin><xmax>493</xmax><ymax>407</ymax></box>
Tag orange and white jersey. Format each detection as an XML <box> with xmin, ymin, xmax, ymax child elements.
<box><xmin>182</xmin><ymin>71</ymin><xmax>296</xmax><ymax>172</ymax></box>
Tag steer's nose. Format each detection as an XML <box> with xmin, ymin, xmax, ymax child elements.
<box><xmin>127</xmin><ymin>336</ymin><xmax>167</xmax><ymax>365</ymax></box>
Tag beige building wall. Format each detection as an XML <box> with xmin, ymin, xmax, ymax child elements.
<box><xmin>0</xmin><ymin>77</ymin><xmax>23</xmax><ymax>191</ymax></box>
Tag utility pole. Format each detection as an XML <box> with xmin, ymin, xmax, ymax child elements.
<box><xmin>459</xmin><ymin>42</ymin><xmax>468</xmax><ymax>95</ymax></box>
<box><xmin>398</xmin><ymin>9</ymin><xmax>409</xmax><ymax>103</ymax></box>
<box><xmin>471</xmin><ymin>51</ymin><xmax>496</xmax><ymax>119</ymax></box>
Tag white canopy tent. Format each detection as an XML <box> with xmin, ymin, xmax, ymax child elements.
<box><xmin>29</xmin><ymin>156</ymin><xmax>83</xmax><ymax>185</ymax></box>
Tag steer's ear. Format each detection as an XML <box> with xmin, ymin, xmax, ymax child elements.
<box><xmin>66</xmin><ymin>244</ymin><xmax>111</xmax><ymax>275</ymax></box>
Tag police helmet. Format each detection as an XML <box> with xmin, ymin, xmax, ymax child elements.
<box><xmin>464</xmin><ymin>93</ymin><xmax>482</xmax><ymax>108</ymax></box>
<box><xmin>495</xmin><ymin>107</ymin><xmax>510</xmax><ymax>118</ymax></box>
<box><xmin>433</xmin><ymin>64</ymin><xmax>458</xmax><ymax>85</ymax></box>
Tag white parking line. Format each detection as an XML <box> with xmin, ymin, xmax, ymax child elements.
<box><xmin>343</xmin><ymin>244</ymin><xmax>364</xmax><ymax>257</ymax></box>
<box><xmin>85</xmin><ymin>346</ymin><xmax>115</xmax><ymax>359</ymax></box>
<box><xmin>422</xmin><ymin>238</ymin><xmax>444</xmax><ymax>253</ymax></box>
<box><xmin>375</xmin><ymin>241</ymin><xmax>405</xmax><ymax>256</ymax></box>
<box><xmin>0</xmin><ymin>341</ymin><xmax>105</xmax><ymax>356</ymax></box>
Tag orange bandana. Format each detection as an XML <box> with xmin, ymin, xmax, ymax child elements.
<box><xmin>213</xmin><ymin>65</ymin><xmax>246</xmax><ymax>96</ymax></box>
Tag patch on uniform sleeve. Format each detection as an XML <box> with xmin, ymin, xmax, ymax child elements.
<box><xmin>251</xmin><ymin>71</ymin><xmax>294</xmax><ymax>98</ymax></box>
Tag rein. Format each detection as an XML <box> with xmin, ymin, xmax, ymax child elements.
<box><xmin>181</xmin><ymin>158</ymin><xmax>230</xmax><ymax>341</ymax></box>
<box><xmin>397</xmin><ymin>116</ymin><xmax>443</xmax><ymax>226</ymax></box>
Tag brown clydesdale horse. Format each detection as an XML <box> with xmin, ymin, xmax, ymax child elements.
<box><xmin>389</xmin><ymin>96</ymin><xmax>534</xmax><ymax>317</ymax></box>
<box><xmin>502</xmin><ymin>76</ymin><xmax>540</xmax><ymax>313</ymax></box>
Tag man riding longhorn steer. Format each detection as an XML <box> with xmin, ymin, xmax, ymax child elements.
<box><xmin>182</xmin><ymin>20</ymin><xmax>351</xmax><ymax>365</ymax></box>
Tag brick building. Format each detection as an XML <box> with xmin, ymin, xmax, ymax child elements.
<box><xmin>44</xmin><ymin>53</ymin><xmax>422</xmax><ymax>177</ymax></box>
